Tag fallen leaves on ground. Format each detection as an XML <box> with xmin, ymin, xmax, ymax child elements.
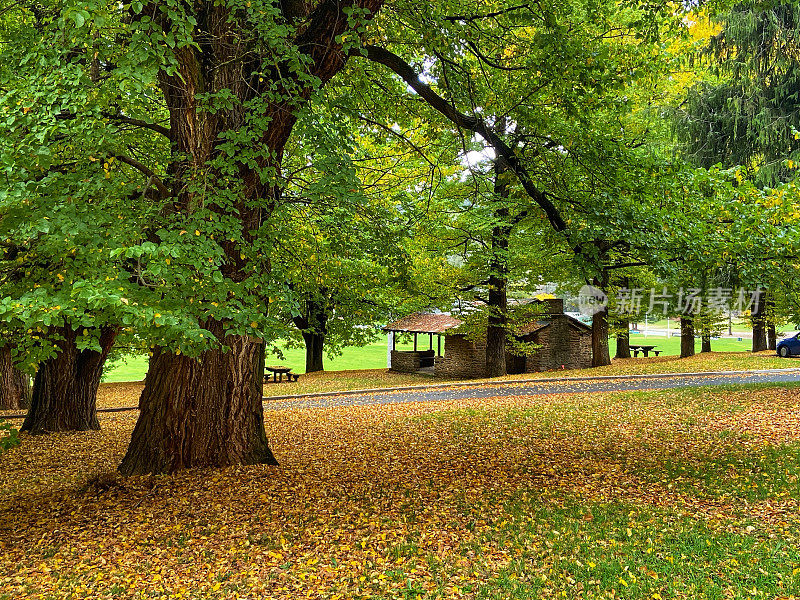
<box><xmin>1</xmin><ymin>385</ymin><xmax>800</xmax><ymax>599</ymax></box>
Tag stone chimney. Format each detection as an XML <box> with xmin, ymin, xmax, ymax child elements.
<box><xmin>541</xmin><ymin>298</ymin><xmax>564</xmax><ymax>315</ymax></box>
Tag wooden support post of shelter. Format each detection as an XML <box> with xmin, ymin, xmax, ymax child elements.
<box><xmin>382</xmin><ymin>313</ymin><xmax>462</xmax><ymax>374</ymax></box>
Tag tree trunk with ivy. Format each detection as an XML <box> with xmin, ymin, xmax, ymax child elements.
<box><xmin>0</xmin><ymin>345</ymin><xmax>30</xmax><ymax>410</ymax></box>
<box><xmin>21</xmin><ymin>326</ymin><xmax>117</xmax><ymax>433</ymax></box>
<box><xmin>485</xmin><ymin>154</ymin><xmax>511</xmax><ymax>378</ymax></box>
<box><xmin>119</xmin><ymin>0</ymin><xmax>385</xmax><ymax>475</ymax></box>
<box><xmin>590</xmin><ymin>275</ymin><xmax>611</xmax><ymax>367</ymax></box>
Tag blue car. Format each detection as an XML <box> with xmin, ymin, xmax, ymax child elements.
<box><xmin>777</xmin><ymin>333</ymin><xmax>800</xmax><ymax>357</ymax></box>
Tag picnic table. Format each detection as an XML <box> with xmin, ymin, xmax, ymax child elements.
<box><xmin>264</xmin><ymin>365</ymin><xmax>299</xmax><ymax>383</ymax></box>
<box><xmin>629</xmin><ymin>345</ymin><xmax>661</xmax><ymax>358</ymax></box>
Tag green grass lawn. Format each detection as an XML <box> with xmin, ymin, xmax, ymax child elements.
<box><xmin>633</xmin><ymin>317</ymin><xmax>753</xmax><ymax>332</ymax></box>
<box><xmin>103</xmin><ymin>333</ymin><xmax>769</xmax><ymax>383</ymax></box>
<box><xmin>103</xmin><ymin>334</ymin><xmax>424</xmax><ymax>382</ymax></box>
<box><xmin>620</xmin><ymin>332</ymin><xmax>755</xmax><ymax>355</ymax></box>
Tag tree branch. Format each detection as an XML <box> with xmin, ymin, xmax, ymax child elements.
<box><xmin>443</xmin><ymin>4</ymin><xmax>531</xmax><ymax>23</ymax></box>
<box><xmin>359</xmin><ymin>45</ymin><xmax>569</xmax><ymax>234</ymax></box>
<box><xmin>465</xmin><ymin>41</ymin><xmax>526</xmax><ymax>71</ymax></box>
<box><xmin>103</xmin><ymin>112</ymin><xmax>172</xmax><ymax>140</ymax></box>
<box><xmin>56</xmin><ymin>110</ymin><xmax>172</xmax><ymax>140</ymax></box>
<box><xmin>112</xmin><ymin>154</ymin><xmax>170</xmax><ymax>199</ymax></box>
<box><xmin>605</xmin><ymin>261</ymin><xmax>649</xmax><ymax>271</ymax></box>
<box><xmin>352</xmin><ymin>112</ymin><xmax>436</xmax><ymax>167</ymax></box>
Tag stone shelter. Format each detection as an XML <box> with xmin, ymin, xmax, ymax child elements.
<box><xmin>383</xmin><ymin>299</ymin><xmax>592</xmax><ymax>379</ymax></box>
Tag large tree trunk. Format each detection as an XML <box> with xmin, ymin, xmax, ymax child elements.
<box><xmin>485</xmin><ymin>138</ymin><xmax>511</xmax><ymax>378</ymax></box>
<box><xmin>767</xmin><ymin>322</ymin><xmax>777</xmax><ymax>351</ymax></box>
<box><xmin>591</xmin><ymin>274</ymin><xmax>611</xmax><ymax>367</ymax></box>
<box><xmin>615</xmin><ymin>319</ymin><xmax>631</xmax><ymax>359</ymax></box>
<box><xmin>751</xmin><ymin>290</ymin><xmax>767</xmax><ymax>352</ymax></box>
<box><xmin>21</xmin><ymin>326</ymin><xmax>117</xmax><ymax>433</ymax></box>
<box><xmin>0</xmin><ymin>346</ymin><xmax>31</xmax><ymax>410</ymax></box>
<box><xmin>592</xmin><ymin>308</ymin><xmax>611</xmax><ymax>367</ymax></box>
<box><xmin>302</xmin><ymin>331</ymin><xmax>325</xmax><ymax>373</ymax></box>
<box><xmin>119</xmin><ymin>322</ymin><xmax>276</xmax><ymax>475</ymax></box>
<box><xmin>485</xmin><ymin>285</ymin><xmax>507</xmax><ymax>377</ymax></box>
<box><xmin>294</xmin><ymin>296</ymin><xmax>329</xmax><ymax>373</ymax></box>
<box><xmin>120</xmin><ymin>0</ymin><xmax>384</xmax><ymax>475</ymax></box>
<box><xmin>680</xmin><ymin>317</ymin><xmax>695</xmax><ymax>358</ymax></box>
<box><xmin>701</xmin><ymin>332</ymin><xmax>712</xmax><ymax>353</ymax></box>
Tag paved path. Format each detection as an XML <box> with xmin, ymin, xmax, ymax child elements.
<box><xmin>264</xmin><ymin>370</ymin><xmax>800</xmax><ymax>411</ymax></box>
<box><xmin>3</xmin><ymin>370</ymin><xmax>799</xmax><ymax>420</ymax></box>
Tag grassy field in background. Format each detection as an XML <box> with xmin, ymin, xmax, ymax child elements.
<box><xmin>623</xmin><ymin>332</ymin><xmax>755</xmax><ymax>355</ymax></box>
<box><xmin>104</xmin><ymin>335</ymin><xmax>422</xmax><ymax>382</ymax></box>
<box><xmin>633</xmin><ymin>317</ymin><xmax>753</xmax><ymax>331</ymax></box>
<box><xmin>103</xmin><ymin>332</ymin><xmax>776</xmax><ymax>383</ymax></box>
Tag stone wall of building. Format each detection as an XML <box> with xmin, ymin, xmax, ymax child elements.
<box><xmin>570</xmin><ymin>326</ymin><xmax>593</xmax><ymax>369</ymax></box>
<box><xmin>390</xmin><ymin>351</ymin><xmax>420</xmax><ymax>373</ymax></box>
<box><xmin>435</xmin><ymin>336</ymin><xmax>487</xmax><ymax>379</ymax></box>
<box><xmin>524</xmin><ymin>317</ymin><xmax>592</xmax><ymax>372</ymax></box>
<box><xmin>540</xmin><ymin>298</ymin><xmax>564</xmax><ymax>316</ymax></box>
<box><xmin>433</xmin><ymin>316</ymin><xmax>592</xmax><ymax>378</ymax></box>
<box><xmin>390</xmin><ymin>350</ymin><xmax>436</xmax><ymax>373</ymax></box>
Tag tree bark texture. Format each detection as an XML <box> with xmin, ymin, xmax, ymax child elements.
<box><xmin>751</xmin><ymin>290</ymin><xmax>767</xmax><ymax>352</ymax></box>
<box><xmin>294</xmin><ymin>295</ymin><xmax>330</xmax><ymax>373</ymax></box>
<box><xmin>701</xmin><ymin>332</ymin><xmax>712</xmax><ymax>353</ymax></box>
<box><xmin>121</xmin><ymin>0</ymin><xmax>385</xmax><ymax>474</ymax></box>
<box><xmin>592</xmin><ymin>308</ymin><xmax>611</xmax><ymax>367</ymax></box>
<box><xmin>767</xmin><ymin>322</ymin><xmax>777</xmax><ymax>351</ymax></box>
<box><xmin>21</xmin><ymin>326</ymin><xmax>117</xmax><ymax>433</ymax></box>
<box><xmin>591</xmin><ymin>274</ymin><xmax>611</xmax><ymax>367</ymax></box>
<box><xmin>0</xmin><ymin>346</ymin><xmax>31</xmax><ymax>410</ymax></box>
<box><xmin>119</xmin><ymin>322</ymin><xmax>276</xmax><ymax>475</ymax></box>
<box><xmin>302</xmin><ymin>332</ymin><xmax>325</xmax><ymax>373</ymax></box>
<box><xmin>614</xmin><ymin>320</ymin><xmax>631</xmax><ymax>359</ymax></box>
<box><xmin>680</xmin><ymin>317</ymin><xmax>695</xmax><ymax>358</ymax></box>
<box><xmin>485</xmin><ymin>153</ymin><xmax>511</xmax><ymax>378</ymax></box>
<box><xmin>485</xmin><ymin>281</ymin><xmax>508</xmax><ymax>377</ymax></box>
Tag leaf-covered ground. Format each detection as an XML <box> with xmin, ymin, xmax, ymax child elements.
<box><xmin>2</xmin><ymin>383</ymin><xmax>800</xmax><ymax>599</ymax></box>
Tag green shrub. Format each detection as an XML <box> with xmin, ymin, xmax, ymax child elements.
<box><xmin>0</xmin><ymin>419</ymin><xmax>20</xmax><ymax>453</ymax></box>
